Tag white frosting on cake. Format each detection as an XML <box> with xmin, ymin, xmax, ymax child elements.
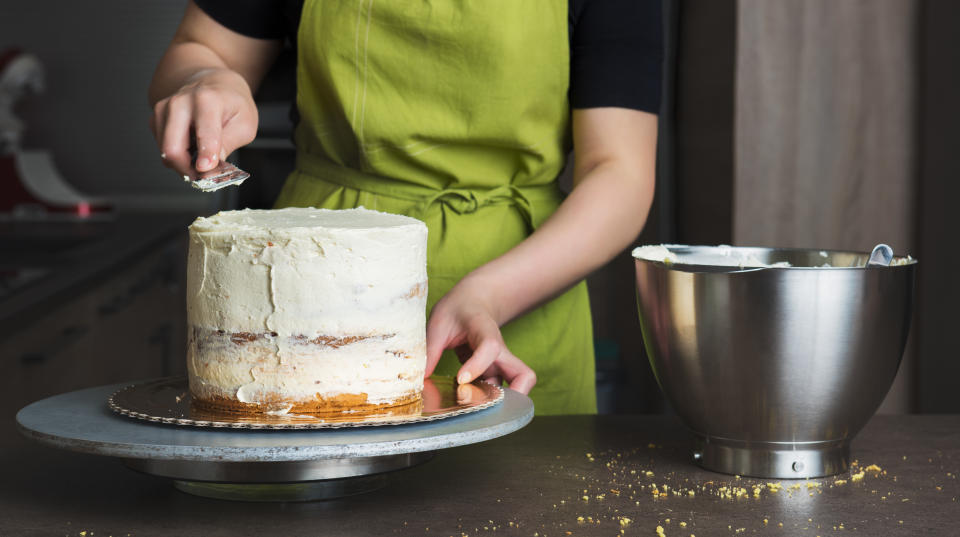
<box><xmin>186</xmin><ymin>207</ymin><xmax>428</xmax><ymax>408</ymax></box>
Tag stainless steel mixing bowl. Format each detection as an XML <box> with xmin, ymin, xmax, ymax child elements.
<box><xmin>634</xmin><ymin>246</ymin><xmax>916</xmax><ymax>479</ymax></box>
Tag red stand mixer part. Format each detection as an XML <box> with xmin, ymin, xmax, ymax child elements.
<box><xmin>0</xmin><ymin>154</ymin><xmax>110</xmax><ymax>216</ymax></box>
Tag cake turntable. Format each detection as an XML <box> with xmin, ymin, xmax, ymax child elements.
<box><xmin>16</xmin><ymin>376</ymin><xmax>533</xmax><ymax>502</ymax></box>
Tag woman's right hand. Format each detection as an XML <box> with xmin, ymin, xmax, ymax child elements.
<box><xmin>150</xmin><ymin>67</ymin><xmax>259</xmax><ymax>178</ymax></box>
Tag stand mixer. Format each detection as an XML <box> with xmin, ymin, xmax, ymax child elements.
<box><xmin>0</xmin><ymin>48</ymin><xmax>110</xmax><ymax>219</ymax></box>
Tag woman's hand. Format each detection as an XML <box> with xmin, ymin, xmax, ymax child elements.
<box><xmin>148</xmin><ymin>1</ymin><xmax>281</xmax><ymax>178</ymax></box>
<box><xmin>422</xmin><ymin>108</ymin><xmax>657</xmax><ymax>395</ymax></box>
<box><xmin>425</xmin><ymin>276</ymin><xmax>537</xmax><ymax>394</ymax></box>
<box><xmin>150</xmin><ymin>68</ymin><xmax>258</xmax><ymax>178</ymax></box>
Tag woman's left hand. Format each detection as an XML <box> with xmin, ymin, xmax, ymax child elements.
<box><xmin>424</xmin><ymin>276</ymin><xmax>537</xmax><ymax>394</ymax></box>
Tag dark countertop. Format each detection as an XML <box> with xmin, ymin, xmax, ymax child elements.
<box><xmin>0</xmin><ymin>213</ymin><xmax>194</xmax><ymax>337</ymax></box>
<box><xmin>2</xmin><ymin>414</ymin><xmax>957</xmax><ymax>536</ymax></box>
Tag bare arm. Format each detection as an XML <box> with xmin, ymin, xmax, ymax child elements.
<box><xmin>425</xmin><ymin>107</ymin><xmax>658</xmax><ymax>392</ymax></box>
<box><xmin>148</xmin><ymin>1</ymin><xmax>281</xmax><ymax>176</ymax></box>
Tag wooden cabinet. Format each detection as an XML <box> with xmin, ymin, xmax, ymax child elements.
<box><xmin>3</xmin><ymin>237</ymin><xmax>187</xmax><ymax>415</ymax></box>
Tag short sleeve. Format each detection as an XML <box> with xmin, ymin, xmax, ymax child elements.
<box><xmin>193</xmin><ymin>0</ymin><xmax>288</xmax><ymax>40</ymax></box>
<box><xmin>569</xmin><ymin>0</ymin><xmax>663</xmax><ymax>113</ymax></box>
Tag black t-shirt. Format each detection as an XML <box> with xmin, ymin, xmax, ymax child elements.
<box><xmin>194</xmin><ymin>0</ymin><xmax>662</xmax><ymax>113</ymax></box>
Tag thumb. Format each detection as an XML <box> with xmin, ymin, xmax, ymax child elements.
<box><xmin>424</xmin><ymin>312</ymin><xmax>458</xmax><ymax>378</ymax></box>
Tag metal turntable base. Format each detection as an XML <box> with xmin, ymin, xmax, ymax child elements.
<box><xmin>16</xmin><ymin>382</ymin><xmax>533</xmax><ymax>502</ymax></box>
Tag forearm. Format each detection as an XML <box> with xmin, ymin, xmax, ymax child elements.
<box><xmin>148</xmin><ymin>43</ymin><xmax>241</xmax><ymax>106</ymax></box>
<box><xmin>465</xmin><ymin>158</ymin><xmax>654</xmax><ymax>325</ymax></box>
<box><xmin>147</xmin><ymin>1</ymin><xmax>279</xmax><ymax>105</ymax></box>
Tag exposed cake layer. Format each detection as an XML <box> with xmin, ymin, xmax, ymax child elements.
<box><xmin>192</xmin><ymin>386</ymin><xmax>423</xmax><ymax>415</ymax></box>
<box><xmin>187</xmin><ymin>326</ymin><xmax>426</xmax><ymax>412</ymax></box>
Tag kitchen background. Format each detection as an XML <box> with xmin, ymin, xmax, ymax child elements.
<box><xmin>0</xmin><ymin>0</ymin><xmax>956</xmax><ymax>421</ymax></box>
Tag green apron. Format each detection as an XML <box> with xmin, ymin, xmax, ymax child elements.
<box><xmin>274</xmin><ymin>0</ymin><xmax>596</xmax><ymax>415</ymax></box>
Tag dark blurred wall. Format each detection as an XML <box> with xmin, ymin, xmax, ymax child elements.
<box><xmin>916</xmin><ymin>0</ymin><xmax>960</xmax><ymax>413</ymax></box>
<box><xmin>672</xmin><ymin>0</ymin><xmax>736</xmax><ymax>246</ymax></box>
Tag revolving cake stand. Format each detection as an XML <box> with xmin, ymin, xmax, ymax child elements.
<box><xmin>16</xmin><ymin>377</ymin><xmax>533</xmax><ymax>502</ymax></box>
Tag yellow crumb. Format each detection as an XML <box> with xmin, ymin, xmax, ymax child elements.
<box><xmin>645</xmin><ymin>471</ymin><xmax>655</xmax><ymax>477</ymax></box>
<box><xmin>851</xmin><ymin>471</ymin><xmax>865</xmax><ymax>482</ymax></box>
<box><xmin>619</xmin><ymin>517</ymin><xmax>632</xmax><ymax>528</ymax></box>
<box><xmin>834</xmin><ymin>479</ymin><xmax>847</xmax><ymax>486</ymax></box>
<box><xmin>679</xmin><ymin>522</ymin><xmax>687</xmax><ymax>528</ymax></box>
<box><xmin>763</xmin><ymin>519</ymin><xmax>768</xmax><ymax>525</ymax></box>
<box><xmin>865</xmin><ymin>464</ymin><xmax>882</xmax><ymax>473</ymax></box>
<box><xmin>656</xmin><ymin>524</ymin><xmax>667</xmax><ymax>537</ymax></box>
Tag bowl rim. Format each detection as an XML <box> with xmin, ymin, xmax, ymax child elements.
<box><xmin>632</xmin><ymin>244</ymin><xmax>918</xmax><ymax>273</ymax></box>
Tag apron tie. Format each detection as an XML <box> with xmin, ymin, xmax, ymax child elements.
<box><xmin>421</xmin><ymin>184</ymin><xmax>536</xmax><ymax>231</ymax></box>
<box><xmin>294</xmin><ymin>149</ymin><xmax>561</xmax><ymax>232</ymax></box>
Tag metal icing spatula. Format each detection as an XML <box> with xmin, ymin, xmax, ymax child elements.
<box><xmin>867</xmin><ymin>243</ymin><xmax>894</xmax><ymax>267</ymax></box>
<box><xmin>182</xmin><ymin>142</ymin><xmax>250</xmax><ymax>192</ymax></box>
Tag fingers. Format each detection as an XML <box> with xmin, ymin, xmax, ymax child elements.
<box><xmin>456</xmin><ymin>333</ymin><xmax>501</xmax><ymax>385</ymax></box>
<box><xmin>424</xmin><ymin>305</ymin><xmax>463</xmax><ymax>378</ymax></box>
<box><xmin>426</xmin><ymin>295</ymin><xmax>537</xmax><ymax>394</ymax></box>
<box><xmin>158</xmin><ymin>95</ymin><xmax>194</xmax><ymax>176</ymax></box>
<box><xmin>192</xmin><ymin>90</ymin><xmax>223</xmax><ymax>172</ymax></box>
<box><xmin>152</xmin><ymin>78</ymin><xmax>258</xmax><ymax>180</ymax></box>
<box><xmin>492</xmin><ymin>350</ymin><xmax>537</xmax><ymax>394</ymax></box>
<box><xmin>457</xmin><ymin>341</ymin><xmax>536</xmax><ymax>394</ymax></box>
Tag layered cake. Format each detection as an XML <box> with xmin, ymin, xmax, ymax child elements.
<box><xmin>186</xmin><ymin>207</ymin><xmax>428</xmax><ymax>414</ymax></box>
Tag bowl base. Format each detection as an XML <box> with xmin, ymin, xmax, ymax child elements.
<box><xmin>693</xmin><ymin>435</ymin><xmax>850</xmax><ymax>479</ymax></box>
